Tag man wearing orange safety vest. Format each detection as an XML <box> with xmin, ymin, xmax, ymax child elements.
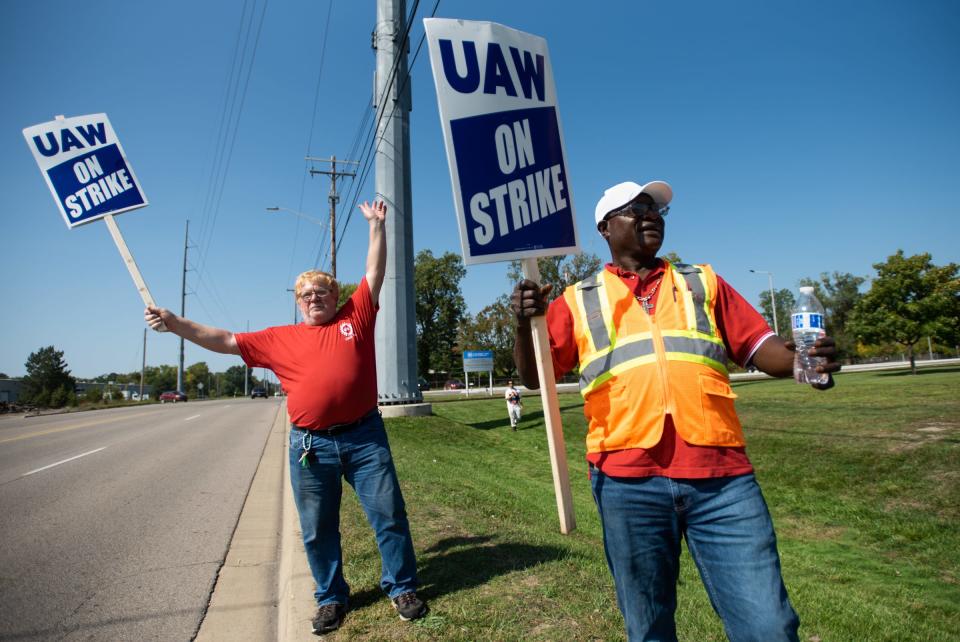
<box><xmin>511</xmin><ymin>180</ymin><xmax>840</xmax><ymax>642</ymax></box>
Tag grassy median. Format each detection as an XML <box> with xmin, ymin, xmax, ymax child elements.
<box><xmin>326</xmin><ymin>367</ymin><xmax>960</xmax><ymax>641</ymax></box>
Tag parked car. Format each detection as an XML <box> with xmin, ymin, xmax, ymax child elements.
<box><xmin>159</xmin><ymin>391</ymin><xmax>187</xmax><ymax>403</ymax></box>
<box><xmin>443</xmin><ymin>379</ymin><xmax>465</xmax><ymax>390</ymax></box>
<box><xmin>417</xmin><ymin>377</ymin><xmax>431</xmax><ymax>391</ymax></box>
<box><xmin>251</xmin><ymin>388</ymin><xmax>268</xmax><ymax>399</ymax></box>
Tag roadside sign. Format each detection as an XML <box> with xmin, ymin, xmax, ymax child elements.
<box><xmin>463</xmin><ymin>349</ymin><xmax>494</xmax><ymax>373</ymax></box>
<box><xmin>424</xmin><ymin>18</ymin><xmax>579</xmax><ymax>265</ymax></box>
<box><xmin>22</xmin><ymin>113</ymin><xmax>148</xmax><ymax>229</ymax></box>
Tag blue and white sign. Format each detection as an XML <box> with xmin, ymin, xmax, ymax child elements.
<box><xmin>23</xmin><ymin>113</ymin><xmax>148</xmax><ymax>229</ymax></box>
<box><xmin>425</xmin><ymin>19</ymin><xmax>579</xmax><ymax>265</ymax></box>
<box><xmin>463</xmin><ymin>349</ymin><xmax>495</xmax><ymax>372</ymax></box>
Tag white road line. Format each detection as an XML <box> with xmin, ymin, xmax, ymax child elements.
<box><xmin>23</xmin><ymin>447</ymin><xmax>107</xmax><ymax>477</ymax></box>
<box><xmin>185</xmin><ymin>415</ymin><xmax>202</xmax><ymax>422</ymax></box>
<box><xmin>223</xmin><ymin>405</ymin><xmax>231</xmax><ymax>409</ymax></box>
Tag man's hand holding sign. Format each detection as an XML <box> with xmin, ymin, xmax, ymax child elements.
<box><xmin>425</xmin><ymin>19</ymin><xmax>578</xmax><ymax>533</ymax></box>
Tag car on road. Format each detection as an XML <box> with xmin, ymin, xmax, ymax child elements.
<box><xmin>417</xmin><ymin>377</ymin><xmax>431</xmax><ymax>391</ymax></box>
<box><xmin>159</xmin><ymin>391</ymin><xmax>187</xmax><ymax>403</ymax></box>
<box><xmin>251</xmin><ymin>388</ymin><xmax>268</xmax><ymax>399</ymax></box>
<box><xmin>443</xmin><ymin>379</ymin><xmax>465</xmax><ymax>390</ymax></box>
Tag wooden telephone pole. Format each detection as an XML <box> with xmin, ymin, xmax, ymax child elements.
<box><xmin>307</xmin><ymin>156</ymin><xmax>358</xmax><ymax>278</ymax></box>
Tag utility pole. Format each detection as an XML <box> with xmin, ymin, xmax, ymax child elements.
<box><xmin>374</xmin><ymin>0</ymin><xmax>421</xmax><ymax>405</ymax></box>
<box><xmin>139</xmin><ymin>328</ymin><xmax>146</xmax><ymax>402</ymax></box>
<box><xmin>177</xmin><ymin>221</ymin><xmax>190</xmax><ymax>394</ymax></box>
<box><xmin>307</xmin><ymin>156</ymin><xmax>358</xmax><ymax>278</ymax></box>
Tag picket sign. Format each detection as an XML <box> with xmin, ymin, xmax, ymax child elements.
<box><xmin>22</xmin><ymin>114</ymin><xmax>166</xmax><ymax>331</ymax></box>
<box><xmin>522</xmin><ymin>257</ymin><xmax>575</xmax><ymax>534</ymax></box>
<box><xmin>425</xmin><ymin>19</ymin><xmax>578</xmax><ymax>533</ymax></box>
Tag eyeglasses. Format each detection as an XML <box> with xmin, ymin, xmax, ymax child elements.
<box><xmin>299</xmin><ymin>288</ymin><xmax>331</xmax><ymax>301</ymax></box>
<box><xmin>604</xmin><ymin>202</ymin><xmax>670</xmax><ymax>222</ymax></box>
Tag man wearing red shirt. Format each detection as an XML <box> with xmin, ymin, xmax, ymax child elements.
<box><xmin>145</xmin><ymin>200</ymin><xmax>427</xmax><ymax>634</ymax></box>
<box><xmin>512</xmin><ymin>181</ymin><xmax>840</xmax><ymax>642</ymax></box>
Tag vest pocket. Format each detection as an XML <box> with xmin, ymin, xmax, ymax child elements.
<box><xmin>697</xmin><ymin>373</ymin><xmax>745</xmax><ymax>445</ymax></box>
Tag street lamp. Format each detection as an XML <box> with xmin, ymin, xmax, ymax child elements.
<box><xmin>749</xmin><ymin>269</ymin><xmax>779</xmax><ymax>336</ymax></box>
<box><xmin>265</xmin><ymin>206</ymin><xmax>327</xmax><ymax>227</ymax></box>
<box><xmin>267</xmin><ymin>207</ymin><xmax>327</xmax><ymax>324</ymax></box>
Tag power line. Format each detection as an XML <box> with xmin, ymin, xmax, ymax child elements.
<box><xmin>196</xmin><ymin>0</ymin><xmax>270</xmax><ymax>279</ymax></box>
<box><xmin>286</xmin><ymin>0</ymin><xmax>337</xmax><ymax>286</ymax></box>
<box><xmin>334</xmin><ymin>0</ymin><xmax>440</xmax><ymax>256</ymax></box>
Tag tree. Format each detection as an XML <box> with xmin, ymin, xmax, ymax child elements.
<box><xmin>143</xmin><ymin>365</ymin><xmax>177</xmax><ymax>395</ymax></box>
<box><xmin>757</xmin><ymin>288</ymin><xmax>796</xmax><ymax>340</ymax></box>
<box><xmin>186</xmin><ymin>362</ymin><xmax>211</xmax><ymax>398</ymax></box>
<box><xmin>220</xmin><ymin>365</ymin><xmax>249</xmax><ymax>397</ymax></box>
<box><xmin>507</xmin><ymin>252</ymin><xmax>603</xmax><ymax>302</ymax></box>
<box><xmin>458</xmin><ymin>294</ymin><xmax>516</xmax><ymax>377</ymax></box>
<box><xmin>660</xmin><ymin>251</ymin><xmax>683</xmax><ymax>265</ymax></box>
<box><xmin>337</xmin><ymin>282</ymin><xmax>358</xmax><ymax>309</ymax></box>
<box><xmin>415</xmin><ymin>249</ymin><xmax>467</xmax><ymax>377</ymax></box>
<box><xmin>21</xmin><ymin>346</ymin><xmax>76</xmax><ymax>408</ymax></box>
<box><xmin>799</xmin><ymin>271</ymin><xmax>865</xmax><ymax>361</ymax></box>
<box><xmin>848</xmin><ymin>251</ymin><xmax>960</xmax><ymax>373</ymax></box>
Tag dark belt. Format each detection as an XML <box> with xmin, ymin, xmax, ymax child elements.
<box><xmin>293</xmin><ymin>407</ymin><xmax>380</xmax><ymax>436</ymax></box>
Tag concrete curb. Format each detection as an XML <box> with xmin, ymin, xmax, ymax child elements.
<box><xmin>195</xmin><ymin>403</ymin><xmax>286</xmax><ymax>641</ymax></box>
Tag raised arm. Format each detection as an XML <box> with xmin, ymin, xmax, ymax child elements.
<box><xmin>145</xmin><ymin>306</ymin><xmax>240</xmax><ymax>355</ymax></box>
<box><xmin>359</xmin><ymin>199</ymin><xmax>387</xmax><ymax>304</ymax></box>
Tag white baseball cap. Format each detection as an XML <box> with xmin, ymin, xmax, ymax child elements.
<box><xmin>594</xmin><ymin>180</ymin><xmax>673</xmax><ymax>226</ymax></box>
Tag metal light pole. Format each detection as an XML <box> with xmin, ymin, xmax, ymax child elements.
<box><xmin>374</xmin><ymin>0</ymin><xmax>420</xmax><ymax>405</ymax></box>
<box><xmin>750</xmin><ymin>269</ymin><xmax>779</xmax><ymax>336</ymax></box>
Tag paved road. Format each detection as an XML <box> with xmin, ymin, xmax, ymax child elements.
<box><xmin>0</xmin><ymin>399</ymin><xmax>280</xmax><ymax>641</ymax></box>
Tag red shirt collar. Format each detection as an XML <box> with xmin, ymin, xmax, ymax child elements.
<box><xmin>605</xmin><ymin>259</ymin><xmax>666</xmax><ymax>283</ymax></box>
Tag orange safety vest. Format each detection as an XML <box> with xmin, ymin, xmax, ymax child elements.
<box><xmin>563</xmin><ymin>262</ymin><xmax>745</xmax><ymax>453</ymax></box>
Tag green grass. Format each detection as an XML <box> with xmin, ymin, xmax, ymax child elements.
<box><xmin>322</xmin><ymin>368</ymin><xmax>960</xmax><ymax>641</ymax></box>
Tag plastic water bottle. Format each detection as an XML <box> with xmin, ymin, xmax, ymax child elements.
<box><xmin>791</xmin><ymin>286</ymin><xmax>828</xmax><ymax>385</ymax></box>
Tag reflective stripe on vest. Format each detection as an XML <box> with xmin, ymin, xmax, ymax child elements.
<box><xmin>673</xmin><ymin>263</ymin><xmax>714</xmax><ymax>335</ymax></box>
<box><xmin>574</xmin><ymin>264</ymin><xmax>728</xmax><ymax>395</ymax></box>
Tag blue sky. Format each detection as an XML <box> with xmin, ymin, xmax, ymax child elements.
<box><xmin>2</xmin><ymin>0</ymin><xmax>958</xmax><ymax>378</ymax></box>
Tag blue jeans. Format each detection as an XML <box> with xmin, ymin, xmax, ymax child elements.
<box><xmin>289</xmin><ymin>413</ymin><xmax>419</xmax><ymax>606</ymax></box>
<box><xmin>590</xmin><ymin>470</ymin><xmax>799</xmax><ymax>642</ymax></box>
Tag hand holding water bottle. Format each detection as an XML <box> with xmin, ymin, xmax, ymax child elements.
<box><xmin>788</xmin><ymin>286</ymin><xmax>841</xmax><ymax>388</ymax></box>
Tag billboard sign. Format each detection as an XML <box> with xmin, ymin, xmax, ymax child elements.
<box><xmin>463</xmin><ymin>349</ymin><xmax>494</xmax><ymax>373</ymax></box>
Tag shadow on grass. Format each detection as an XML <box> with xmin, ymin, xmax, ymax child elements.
<box><xmin>876</xmin><ymin>366</ymin><xmax>960</xmax><ymax>377</ymax></box>
<box><xmin>748</xmin><ymin>425</ymin><xmax>960</xmax><ymax>444</ymax></box>
<box><xmin>343</xmin><ymin>535</ymin><xmax>566</xmax><ymax>611</ymax></box>
<box><xmin>459</xmin><ymin>404</ymin><xmax>583</xmax><ymax>431</ymax></box>
<box><xmin>419</xmin><ymin>536</ymin><xmax>566</xmax><ymax>599</ymax></box>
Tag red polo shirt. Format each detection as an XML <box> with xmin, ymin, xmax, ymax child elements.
<box><xmin>235</xmin><ymin>277</ymin><xmax>379</xmax><ymax>430</ymax></box>
<box><xmin>546</xmin><ymin>262</ymin><xmax>773</xmax><ymax>478</ymax></box>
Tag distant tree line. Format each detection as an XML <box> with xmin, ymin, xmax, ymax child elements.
<box><xmin>415</xmin><ymin>248</ymin><xmax>958</xmax><ymax>382</ymax></box>
<box><xmin>11</xmin><ymin>249</ymin><xmax>957</xmax><ymax>408</ymax></box>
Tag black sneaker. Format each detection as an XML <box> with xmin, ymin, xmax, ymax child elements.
<box><xmin>312</xmin><ymin>602</ymin><xmax>346</xmax><ymax>635</ymax></box>
<box><xmin>392</xmin><ymin>592</ymin><xmax>428</xmax><ymax>621</ymax></box>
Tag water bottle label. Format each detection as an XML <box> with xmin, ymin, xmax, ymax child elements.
<box><xmin>791</xmin><ymin>313</ymin><xmax>824</xmax><ymax>330</ymax></box>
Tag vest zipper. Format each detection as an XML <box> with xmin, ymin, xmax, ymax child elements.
<box><xmin>646</xmin><ymin>307</ymin><xmax>675</xmax><ymax>417</ymax></box>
